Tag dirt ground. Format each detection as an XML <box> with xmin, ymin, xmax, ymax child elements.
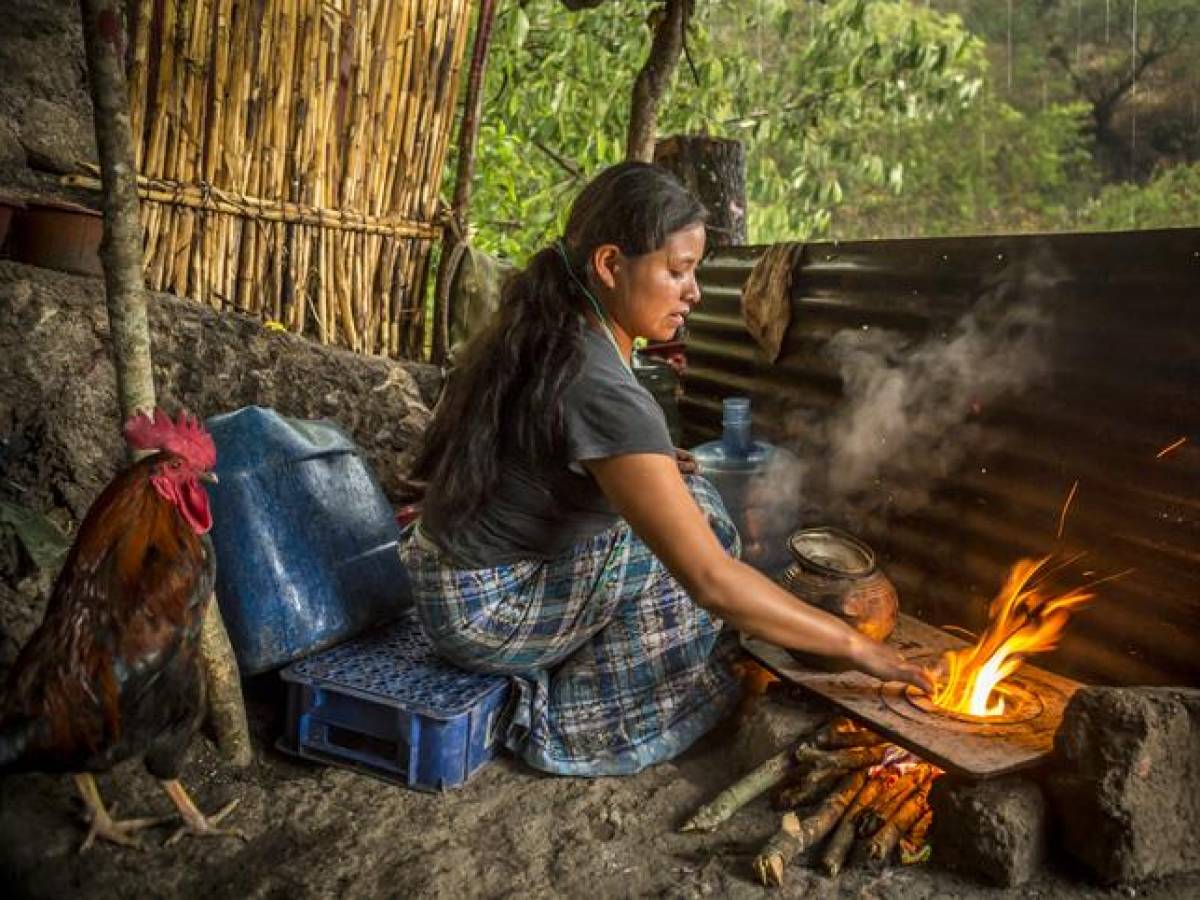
<box><xmin>2</xmin><ymin>678</ymin><xmax>1198</xmax><ymax>900</ymax></box>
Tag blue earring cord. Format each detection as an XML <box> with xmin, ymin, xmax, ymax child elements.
<box><xmin>555</xmin><ymin>239</ymin><xmax>610</xmax><ymax>325</ymax></box>
<box><xmin>554</xmin><ymin>238</ymin><xmax>631</xmax><ymax>371</ymax></box>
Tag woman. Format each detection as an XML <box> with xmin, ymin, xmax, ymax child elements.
<box><xmin>402</xmin><ymin>162</ymin><xmax>929</xmax><ymax>776</ymax></box>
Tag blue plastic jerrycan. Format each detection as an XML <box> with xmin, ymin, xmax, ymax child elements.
<box><xmin>204</xmin><ymin>406</ymin><xmax>412</xmax><ymax>675</ymax></box>
<box><xmin>691</xmin><ymin>397</ymin><xmax>794</xmax><ymax>573</ymax></box>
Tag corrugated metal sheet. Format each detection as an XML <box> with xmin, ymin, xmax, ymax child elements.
<box><xmin>687</xmin><ymin>229</ymin><xmax>1200</xmax><ymax>688</ymax></box>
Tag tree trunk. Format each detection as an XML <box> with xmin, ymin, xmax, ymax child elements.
<box><xmin>654</xmin><ymin>134</ymin><xmax>747</xmax><ymax>248</ymax></box>
<box><xmin>626</xmin><ymin>0</ymin><xmax>692</xmax><ymax>163</ymax></box>
<box><xmin>432</xmin><ymin>0</ymin><xmax>499</xmax><ymax>366</ymax></box>
<box><xmin>78</xmin><ymin>0</ymin><xmax>154</xmax><ymax>419</ymax></box>
<box><xmin>79</xmin><ymin>0</ymin><xmax>251</xmax><ymax>768</ymax></box>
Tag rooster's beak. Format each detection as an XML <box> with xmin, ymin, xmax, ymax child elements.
<box><xmin>199</xmin><ymin>472</ymin><xmax>219</xmax><ymax>484</ymax></box>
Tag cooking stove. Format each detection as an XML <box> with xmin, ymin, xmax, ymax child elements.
<box><xmin>743</xmin><ymin>613</ymin><xmax>1082</xmax><ymax>779</ymax></box>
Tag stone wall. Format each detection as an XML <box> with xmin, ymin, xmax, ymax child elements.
<box><xmin>0</xmin><ymin>0</ymin><xmax>95</xmax><ymax>201</ymax></box>
<box><xmin>0</xmin><ymin>261</ymin><xmax>437</xmax><ymax>668</ymax></box>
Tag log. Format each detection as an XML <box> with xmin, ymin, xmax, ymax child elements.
<box><xmin>773</xmin><ymin>762</ymin><xmax>844</xmax><ymax>810</ymax></box>
<box><xmin>679</xmin><ymin>741</ymin><xmax>796</xmax><ymax>833</ymax></box>
<box><xmin>899</xmin><ymin>808</ymin><xmax>934</xmax><ymax>865</ymax></box>
<box><xmin>78</xmin><ymin>0</ymin><xmax>251</xmax><ymax>766</ymax></box>
<box><xmin>199</xmin><ymin>592</ymin><xmax>252</xmax><ymax>767</ymax></box>
<box><xmin>821</xmin><ymin>774</ymin><xmax>887</xmax><ymax>877</ymax></box>
<box><xmin>794</xmin><ymin>743</ymin><xmax>888</xmax><ymax>771</ymax></box>
<box><xmin>813</xmin><ymin>717</ymin><xmax>884</xmax><ymax>750</ymax></box>
<box><xmin>653</xmin><ymin>135</ymin><xmax>747</xmax><ymax>248</ymax></box>
<box><xmin>753</xmin><ymin>769</ymin><xmax>867</xmax><ymax>887</ymax></box>
<box><xmin>857</xmin><ymin>764</ymin><xmax>930</xmax><ymax>837</ymax></box>
<box><xmin>868</xmin><ymin>780</ymin><xmax>935</xmax><ymax>862</ymax></box>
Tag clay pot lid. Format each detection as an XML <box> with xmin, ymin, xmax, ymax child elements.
<box><xmin>787</xmin><ymin>527</ymin><xmax>877</xmax><ymax>578</ymax></box>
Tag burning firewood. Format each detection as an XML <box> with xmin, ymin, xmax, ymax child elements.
<box><xmin>856</xmin><ymin>763</ymin><xmax>931</xmax><ymax>837</ymax></box>
<box><xmin>794</xmin><ymin>743</ymin><xmax>889</xmax><ymax>771</ymax></box>
<box><xmin>867</xmin><ymin>778</ymin><xmax>935</xmax><ymax>863</ymax></box>
<box><xmin>678</xmin><ymin>742</ymin><xmax>798</xmax><ymax>834</ymax></box>
<box><xmin>814</xmin><ymin>717</ymin><xmax>884</xmax><ymax>750</ymax></box>
<box><xmin>820</xmin><ymin>772</ymin><xmax>887</xmax><ymax>877</ymax></box>
<box><xmin>753</xmin><ymin>769</ymin><xmax>867</xmax><ymax>887</ymax></box>
<box><xmin>772</xmin><ymin>742</ymin><xmax>888</xmax><ymax>809</ymax></box>
<box><xmin>772</xmin><ymin>763</ymin><xmax>844</xmax><ymax>809</ymax></box>
<box><xmin>899</xmin><ymin>808</ymin><xmax>933</xmax><ymax>865</ymax></box>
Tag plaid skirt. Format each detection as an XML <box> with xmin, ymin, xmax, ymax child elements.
<box><xmin>398</xmin><ymin>475</ymin><xmax>743</xmax><ymax>776</ymax></box>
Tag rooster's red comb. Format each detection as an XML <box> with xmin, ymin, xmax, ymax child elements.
<box><xmin>123</xmin><ymin>408</ymin><xmax>217</xmax><ymax>471</ymax></box>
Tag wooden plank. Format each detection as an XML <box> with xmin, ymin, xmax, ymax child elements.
<box><xmin>742</xmin><ymin>614</ymin><xmax>1083</xmax><ymax>779</ymax></box>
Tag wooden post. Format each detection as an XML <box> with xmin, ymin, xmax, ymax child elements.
<box><xmin>654</xmin><ymin>135</ymin><xmax>747</xmax><ymax>248</ymax></box>
<box><xmin>432</xmin><ymin>0</ymin><xmax>498</xmax><ymax>365</ymax></box>
<box><xmin>78</xmin><ymin>0</ymin><xmax>252</xmax><ymax>768</ymax></box>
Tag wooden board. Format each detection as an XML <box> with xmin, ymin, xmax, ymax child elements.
<box><xmin>742</xmin><ymin>614</ymin><xmax>1083</xmax><ymax>779</ymax></box>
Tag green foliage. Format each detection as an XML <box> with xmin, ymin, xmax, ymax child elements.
<box><xmin>463</xmin><ymin>0</ymin><xmax>984</xmax><ymax>258</ymax></box>
<box><xmin>454</xmin><ymin>0</ymin><xmax>1198</xmax><ymax>262</ymax></box>
<box><xmin>461</xmin><ymin>1</ymin><xmax>653</xmax><ymax>261</ymax></box>
<box><xmin>668</xmin><ymin>0</ymin><xmax>985</xmax><ymax>243</ymax></box>
<box><xmin>833</xmin><ymin>97</ymin><xmax>1096</xmax><ymax>238</ymax></box>
<box><xmin>1075</xmin><ymin>161</ymin><xmax>1200</xmax><ymax>230</ymax></box>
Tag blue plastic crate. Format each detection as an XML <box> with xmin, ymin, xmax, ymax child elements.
<box><xmin>278</xmin><ymin>613</ymin><xmax>510</xmax><ymax>791</ymax></box>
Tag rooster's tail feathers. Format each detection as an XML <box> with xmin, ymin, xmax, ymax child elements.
<box><xmin>0</xmin><ymin>713</ymin><xmax>33</xmax><ymax>773</ymax></box>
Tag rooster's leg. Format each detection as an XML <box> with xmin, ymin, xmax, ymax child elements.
<box><xmin>158</xmin><ymin>778</ymin><xmax>245</xmax><ymax>846</ymax></box>
<box><xmin>73</xmin><ymin>773</ymin><xmax>169</xmax><ymax>852</ymax></box>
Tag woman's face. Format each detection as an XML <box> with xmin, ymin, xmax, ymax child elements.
<box><xmin>596</xmin><ymin>223</ymin><xmax>706</xmax><ymax>345</ymax></box>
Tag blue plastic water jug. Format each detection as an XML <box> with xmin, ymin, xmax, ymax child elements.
<box><xmin>691</xmin><ymin>397</ymin><xmax>793</xmax><ymax>572</ymax></box>
<box><xmin>205</xmin><ymin>407</ymin><xmax>412</xmax><ymax>675</ymax></box>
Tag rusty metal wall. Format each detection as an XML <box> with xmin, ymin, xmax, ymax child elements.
<box><xmin>686</xmin><ymin>229</ymin><xmax>1200</xmax><ymax>688</ymax></box>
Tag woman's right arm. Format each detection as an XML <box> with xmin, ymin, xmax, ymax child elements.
<box><xmin>585</xmin><ymin>453</ymin><xmax>932</xmax><ymax>691</ymax></box>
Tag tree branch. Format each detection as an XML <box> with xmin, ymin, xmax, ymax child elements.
<box><xmin>626</xmin><ymin>0</ymin><xmax>693</xmax><ymax>162</ymax></box>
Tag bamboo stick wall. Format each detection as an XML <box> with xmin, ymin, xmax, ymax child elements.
<box><xmin>112</xmin><ymin>0</ymin><xmax>471</xmax><ymax>359</ymax></box>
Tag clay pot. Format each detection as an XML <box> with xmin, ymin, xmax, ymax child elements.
<box><xmin>13</xmin><ymin>199</ymin><xmax>103</xmax><ymax>276</ymax></box>
<box><xmin>780</xmin><ymin>527</ymin><xmax>898</xmax><ymax>668</ymax></box>
<box><xmin>0</xmin><ymin>193</ymin><xmax>24</xmax><ymax>253</ymax></box>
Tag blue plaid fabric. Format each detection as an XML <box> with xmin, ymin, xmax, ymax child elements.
<box><xmin>398</xmin><ymin>475</ymin><xmax>743</xmax><ymax>776</ymax></box>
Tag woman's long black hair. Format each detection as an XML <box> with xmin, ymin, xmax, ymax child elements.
<box><xmin>410</xmin><ymin>161</ymin><xmax>706</xmax><ymax>529</ymax></box>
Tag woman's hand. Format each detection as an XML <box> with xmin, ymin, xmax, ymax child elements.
<box><xmin>674</xmin><ymin>447</ymin><xmax>698</xmax><ymax>475</ymax></box>
<box><xmin>846</xmin><ymin>633</ymin><xmax>935</xmax><ymax>694</ymax></box>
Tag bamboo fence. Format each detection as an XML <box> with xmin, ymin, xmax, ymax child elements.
<box><xmin>95</xmin><ymin>0</ymin><xmax>472</xmax><ymax>358</ymax></box>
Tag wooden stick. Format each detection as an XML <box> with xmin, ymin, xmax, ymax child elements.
<box><xmin>753</xmin><ymin>770</ymin><xmax>867</xmax><ymax>887</ymax></box>
<box><xmin>868</xmin><ymin>780</ymin><xmax>934</xmax><ymax>862</ymax></box>
<box><xmin>815</xmin><ymin>717</ymin><xmax>885</xmax><ymax>750</ymax></box>
<box><xmin>64</xmin><ymin>173</ymin><xmax>441</xmax><ymax>238</ymax></box>
<box><xmin>857</xmin><ymin>764</ymin><xmax>930</xmax><ymax>837</ymax></box>
<box><xmin>794</xmin><ymin>743</ymin><xmax>889</xmax><ymax>771</ymax></box>
<box><xmin>899</xmin><ymin>808</ymin><xmax>934</xmax><ymax>865</ymax></box>
<box><xmin>772</xmin><ymin>761</ymin><xmax>845</xmax><ymax>810</ymax></box>
<box><xmin>821</xmin><ymin>774</ymin><xmax>887</xmax><ymax>877</ymax></box>
<box><xmin>679</xmin><ymin>742</ymin><xmax>798</xmax><ymax>834</ymax></box>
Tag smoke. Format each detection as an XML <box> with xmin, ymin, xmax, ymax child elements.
<box><xmin>761</xmin><ymin>253</ymin><xmax>1060</xmax><ymax>534</ymax></box>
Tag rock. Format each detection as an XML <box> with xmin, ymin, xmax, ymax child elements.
<box><xmin>0</xmin><ymin>117</ymin><xmax>25</xmax><ymax>171</ymax></box>
<box><xmin>1045</xmin><ymin>686</ymin><xmax>1200</xmax><ymax>885</ymax></box>
<box><xmin>728</xmin><ymin>692</ymin><xmax>829</xmax><ymax>773</ymax></box>
<box><xmin>928</xmin><ymin>774</ymin><xmax>1047</xmax><ymax>887</ymax></box>
<box><xmin>0</xmin><ymin>260</ymin><xmax>434</xmax><ymax>577</ymax></box>
<box><xmin>18</xmin><ymin>98</ymin><xmax>95</xmax><ymax>174</ymax></box>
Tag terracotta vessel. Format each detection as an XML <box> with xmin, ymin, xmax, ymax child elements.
<box><xmin>13</xmin><ymin>199</ymin><xmax>103</xmax><ymax>277</ymax></box>
<box><xmin>780</xmin><ymin>526</ymin><xmax>898</xmax><ymax>668</ymax></box>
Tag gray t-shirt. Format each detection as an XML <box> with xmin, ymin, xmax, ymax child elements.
<box><xmin>422</xmin><ymin>328</ymin><xmax>675</xmax><ymax>568</ymax></box>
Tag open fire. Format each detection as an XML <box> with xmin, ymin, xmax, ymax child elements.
<box><xmin>929</xmin><ymin>556</ymin><xmax>1097</xmax><ymax>719</ymax></box>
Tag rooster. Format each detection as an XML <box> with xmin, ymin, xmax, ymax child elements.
<box><xmin>0</xmin><ymin>409</ymin><xmax>243</xmax><ymax>849</ymax></box>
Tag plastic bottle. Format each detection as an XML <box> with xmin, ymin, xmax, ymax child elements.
<box><xmin>691</xmin><ymin>397</ymin><xmax>792</xmax><ymax>571</ymax></box>
<box><xmin>204</xmin><ymin>406</ymin><xmax>412</xmax><ymax>675</ymax></box>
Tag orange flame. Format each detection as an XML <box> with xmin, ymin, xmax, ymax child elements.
<box><xmin>931</xmin><ymin>557</ymin><xmax>1095</xmax><ymax>717</ymax></box>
